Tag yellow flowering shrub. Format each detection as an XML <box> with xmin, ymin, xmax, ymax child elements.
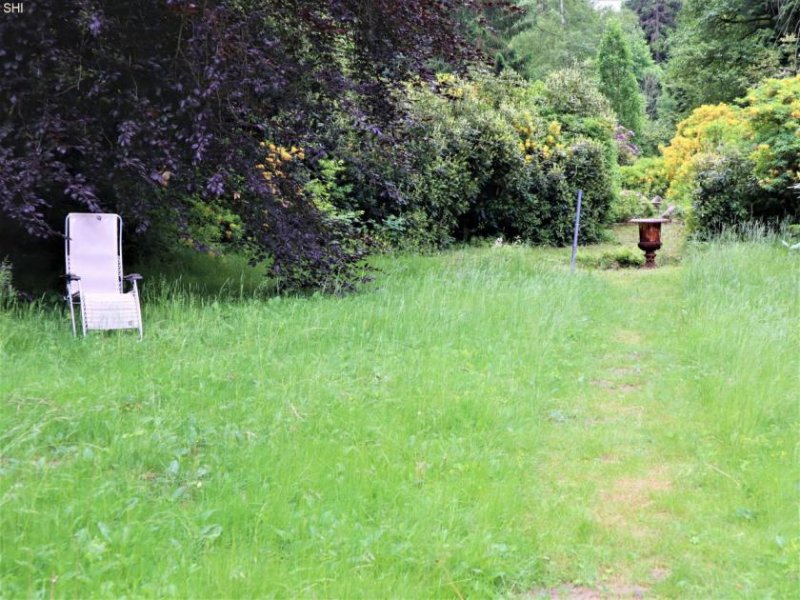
<box><xmin>681</xmin><ymin>77</ymin><xmax>800</xmax><ymax>236</ymax></box>
<box><xmin>661</xmin><ymin>103</ymin><xmax>750</xmax><ymax>205</ymax></box>
<box><xmin>514</xmin><ymin>114</ymin><xmax>567</xmax><ymax>163</ymax></box>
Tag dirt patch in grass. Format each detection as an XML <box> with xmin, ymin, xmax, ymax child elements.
<box><xmin>589</xmin><ymin>379</ymin><xmax>641</xmax><ymax>394</ymax></box>
<box><xmin>590</xmin><ymin>379</ymin><xmax>615</xmax><ymax>389</ymax></box>
<box><xmin>609</xmin><ymin>367</ymin><xmax>641</xmax><ymax>379</ymax></box>
<box><xmin>595</xmin><ymin>466</ymin><xmax>672</xmax><ymax>538</ymax></box>
<box><xmin>598</xmin><ymin>454</ymin><xmax>621</xmax><ymax>464</ymax></box>
<box><xmin>649</xmin><ymin>566</ymin><xmax>671</xmax><ymax>582</ymax></box>
<box><xmin>529</xmin><ymin>579</ymin><xmax>649</xmax><ymax>599</ymax></box>
<box><xmin>617</xmin><ymin>383</ymin><xmax>641</xmax><ymax>393</ymax></box>
<box><xmin>587</xmin><ymin>401</ymin><xmax>645</xmax><ymax>426</ymax></box>
<box><xmin>613</xmin><ymin>330</ymin><xmax>643</xmax><ymax>346</ymax></box>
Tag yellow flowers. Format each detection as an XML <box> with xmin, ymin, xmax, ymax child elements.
<box><xmin>516</xmin><ymin>118</ymin><xmax>562</xmax><ymax>163</ymax></box>
<box><xmin>660</xmin><ymin>103</ymin><xmax>751</xmax><ymax>203</ymax></box>
<box><xmin>435</xmin><ymin>72</ymin><xmax>471</xmax><ymax>100</ymax></box>
<box><xmin>436</xmin><ymin>73</ymin><xmax>456</xmax><ymax>86</ymax></box>
<box><xmin>256</xmin><ymin>141</ymin><xmax>305</xmax><ymax>183</ymax></box>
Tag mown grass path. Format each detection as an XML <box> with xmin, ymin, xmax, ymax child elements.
<box><xmin>1</xmin><ymin>238</ymin><xmax>797</xmax><ymax>598</ymax></box>
<box><xmin>528</xmin><ymin>246</ymin><xmax>797</xmax><ymax>599</ymax></box>
<box><xmin>529</xmin><ymin>267</ymin><xmax>683</xmax><ymax>598</ymax></box>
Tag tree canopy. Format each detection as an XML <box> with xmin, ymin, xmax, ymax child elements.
<box><xmin>0</xmin><ymin>0</ymin><xmax>507</xmax><ymax>289</ymax></box>
<box><xmin>665</xmin><ymin>0</ymin><xmax>799</xmax><ymax>114</ymax></box>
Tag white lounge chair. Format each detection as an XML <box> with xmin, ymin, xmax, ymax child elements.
<box><xmin>65</xmin><ymin>213</ymin><xmax>143</xmax><ymax>339</ymax></box>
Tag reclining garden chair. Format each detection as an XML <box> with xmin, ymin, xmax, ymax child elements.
<box><xmin>65</xmin><ymin>213</ymin><xmax>143</xmax><ymax>339</ymax></box>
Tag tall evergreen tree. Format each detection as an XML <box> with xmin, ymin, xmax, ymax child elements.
<box><xmin>624</xmin><ymin>0</ymin><xmax>682</xmax><ymax>63</ymax></box>
<box><xmin>597</xmin><ymin>21</ymin><xmax>646</xmax><ymax>135</ymax></box>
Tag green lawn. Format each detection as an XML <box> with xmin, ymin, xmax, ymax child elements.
<box><xmin>1</xmin><ymin>232</ymin><xmax>798</xmax><ymax>598</ymax></box>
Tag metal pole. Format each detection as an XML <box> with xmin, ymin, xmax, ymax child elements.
<box><xmin>570</xmin><ymin>190</ymin><xmax>583</xmax><ymax>273</ymax></box>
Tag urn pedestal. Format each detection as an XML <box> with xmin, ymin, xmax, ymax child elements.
<box><xmin>630</xmin><ymin>218</ymin><xmax>668</xmax><ymax>269</ymax></box>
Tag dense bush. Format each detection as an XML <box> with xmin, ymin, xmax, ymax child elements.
<box><xmin>662</xmin><ymin>103</ymin><xmax>750</xmax><ymax>205</ymax></box>
<box><xmin>356</xmin><ymin>70</ymin><xmax>620</xmax><ymax>248</ymax></box>
<box><xmin>309</xmin><ymin>69</ymin><xmax>619</xmax><ymax>251</ymax></box>
<box><xmin>609</xmin><ymin>190</ymin><xmax>657</xmax><ymax>223</ymax></box>
<box><xmin>620</xmin><ymin>156</ymin><xmax>669</xmax><ymax>199</ymax></box>
<box><xmin>686</xmin><ymin>77</ymin><xmax>799</xmax><ymax>235</ymax></box>
<box><xmin>540</xmin><ymin>68</ymin><xmax>615</xmax><ymax>122</ymax></box>
<box><xmin>689</xmin><ymin>154</ymin><xmax>763</xmax><ymax>237</ymax></box>
<box><xmin>742</xmin><ymin>77</ymin><xmax>800</xmax><ymax>212</ymax></box>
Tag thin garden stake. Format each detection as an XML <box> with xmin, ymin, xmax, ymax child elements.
<box><xmin>570</xmin><ymin>189</ymin><xmax>583</xmax><ymax>273</ymax></box>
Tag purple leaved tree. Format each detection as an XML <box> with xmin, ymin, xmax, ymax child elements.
<box><xmin>1</xmin><ymin>0</ymin><xmax>508</xmax><ymax>290</ymax></box>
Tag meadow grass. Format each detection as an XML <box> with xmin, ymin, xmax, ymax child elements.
<box><xmin>1</xmin><ymin>233</ymin><xmax>797</xmax><ymax>598</ymax></box>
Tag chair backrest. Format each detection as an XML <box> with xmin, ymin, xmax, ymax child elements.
<box><xmin>65</xmin><ymin>213</ymin><xmax>124</xmax><ymax>296</ymax></box>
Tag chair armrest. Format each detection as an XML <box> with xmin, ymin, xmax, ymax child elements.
<box><xmin>124</xmin><ymin>273</ymin><xmax>143</xmax><ymax>281</ymax></box>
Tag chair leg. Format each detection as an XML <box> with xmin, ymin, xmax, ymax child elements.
<box><xmin>69</xmin><ymin>302</ymin><xmax>76</xmax><ymax>337</ymax></box>
<box><xmin>132</xmin><ymin>280</ymin><xmax>143</xmax><ymax>341</ymax></box>
<box><xmin>66</xmin><ymin>288</ymin><xmax>77</xmax><ymax>337</ymax></box>
<box><xmin>78</xmin><ymin>283</ymin><xmax>88</xmax><ymax>337</ymax></box>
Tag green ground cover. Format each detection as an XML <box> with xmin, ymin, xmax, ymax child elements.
<box><xmin>1</xmin><ymin>230</ymin><xmax>798</xmax><ymax>598</ymax></box>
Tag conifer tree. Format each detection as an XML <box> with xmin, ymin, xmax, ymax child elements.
<box><xmin>597</xmin><ymin>21</ymin><xmax>646</xmax><ymax>137</ymax></box>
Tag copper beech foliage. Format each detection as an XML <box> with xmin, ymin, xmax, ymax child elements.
<box><xmin>0</xmin><ymin>0</ymin><xmax>513</xmax><ymax>290</ymax></box>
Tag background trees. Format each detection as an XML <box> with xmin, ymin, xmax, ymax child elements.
<box><xmin>613</xmin><ymin>0</ymin><xmax>799</xmax><ymax>238</ymax></box>
<box><xmin>1</xmin><ymin>0</ymin><xmax>798</xmax><ymax>293</ymax></box>
<box><xmin>503</xmin><ymin>0</ymin><xmax>605</xmax><ymax>81</ymax></box>
<box><xmin>665</xmin><ymin>0</ymin><xmax>799</xmax><ymax>115</ymax></box>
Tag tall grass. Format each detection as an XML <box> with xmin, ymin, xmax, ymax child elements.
<box><xmin>654</xmin><ymin>238</ymin><xmax>799</xmax><ymax>596</ymax></box>
<box><xmin>1</xmin><ymin>248</ymin><xmax>613</xmax><ymax>597</ymax></box>
<box><xmin>1</xmin><ymin>241</ymin><xmax>797</xmax><ymax>597</ymax></box>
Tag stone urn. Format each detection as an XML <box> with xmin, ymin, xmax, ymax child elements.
<box><xmin>630</xmin><ymin>218</ymin><xmax>668</xmax><ymax>269</ymax></box>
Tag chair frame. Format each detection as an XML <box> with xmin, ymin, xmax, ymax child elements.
<box><xmin>65</xmin><ymin>213</ymin><xmax>143</xmax><ymax>339</ymax></box>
